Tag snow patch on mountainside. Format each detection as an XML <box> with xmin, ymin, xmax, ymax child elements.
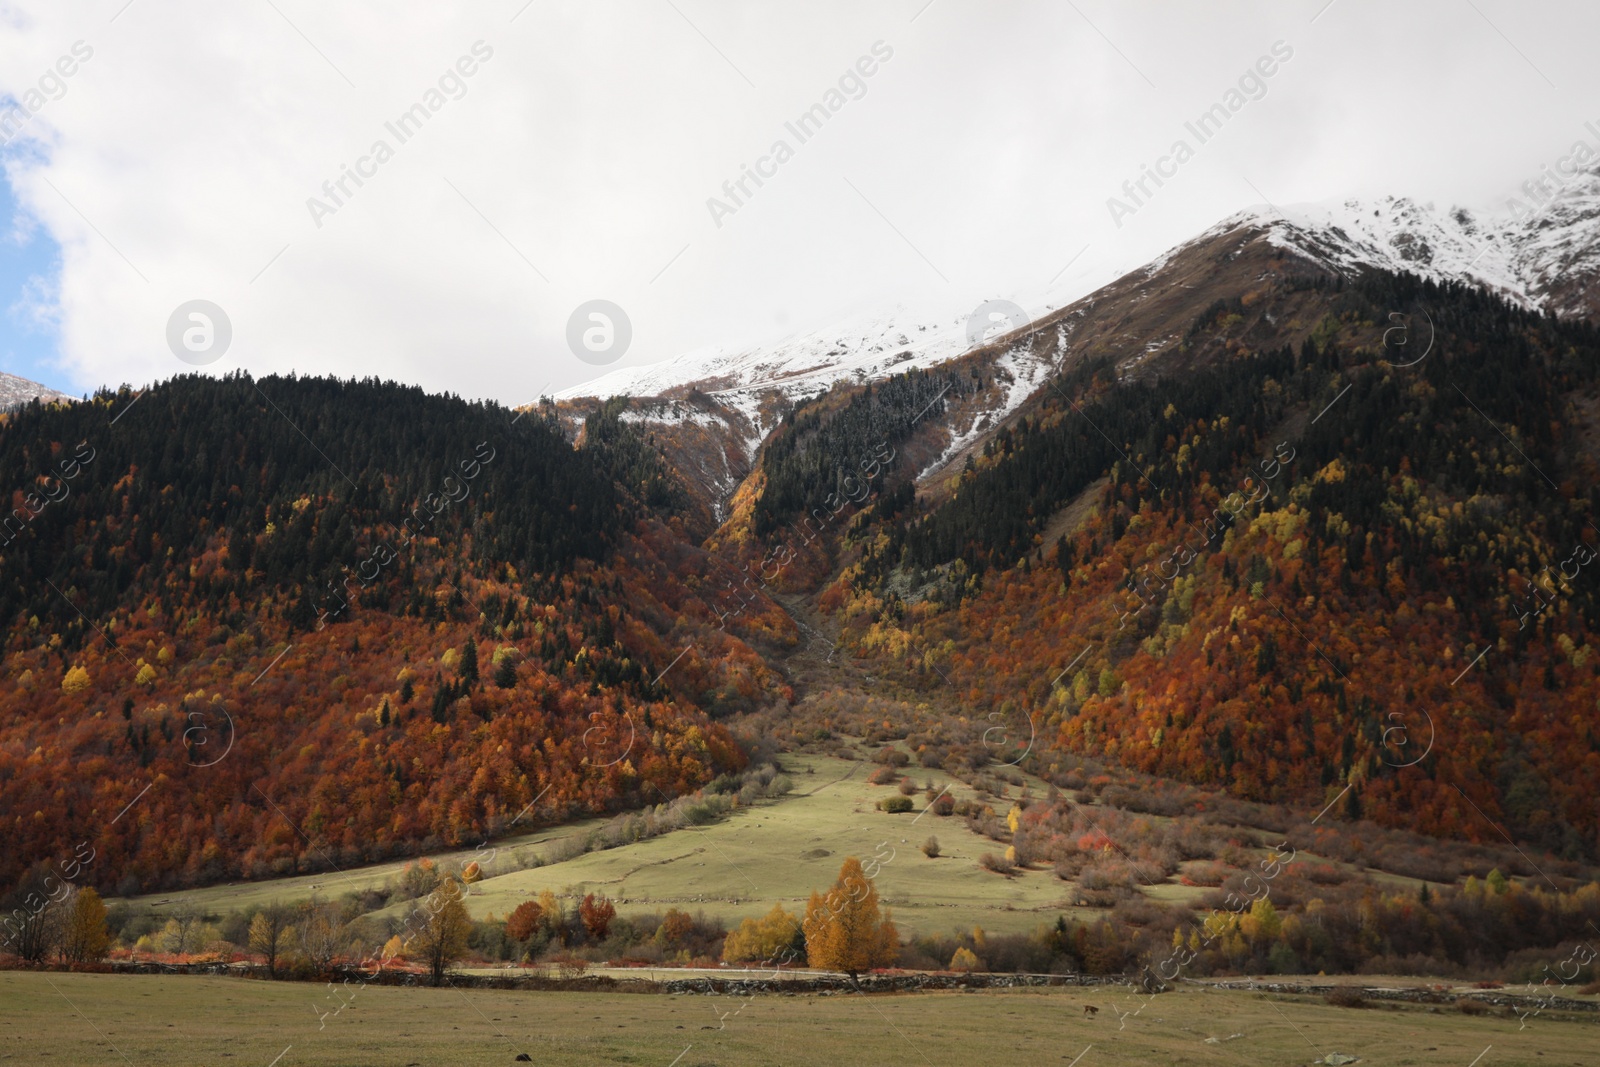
<box><xmin>1506</xmin><ymin>172</ymin><xmax>1600</xmax><ymax>320</ymax></box>
<box><xmin>0</xmin><ymin>372</ymin><xmax>74</xmax><ymax>410</ymax></box>
<box><xmin>559</xmin><ymin>307</ymin><xmax>973</xmax><ymax>416</ymax></box>
<box><xmin>618</xmin><ymin>402</ymin><xmax>731</xmax><ymax>434</ymax></box>
<box><xmin>558</xmin><ymin>305</ymin><xmax>1004</xmax><ymax>465</ymax></box>
<box><xmin>1263</xmin><ymin>198</ymin><xmax>1525</xmax><ymax>303</ymax></box>
<box><xmin>920</xmin><ymin>322</ymin><xmax>1074</xmax><ymax>481</ymax></box>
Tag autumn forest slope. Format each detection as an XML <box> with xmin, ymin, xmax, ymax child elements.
<box><xmin>0</xmin><ymin>376</ymin><xmax>792</xmax><ymax>893</ymax></box>
<box><xmin>805</xmin><ymin>270</ymin><xmax>1600</xmax><ymax>859</ymax></box>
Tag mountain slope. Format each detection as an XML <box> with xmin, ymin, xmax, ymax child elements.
<box><xmin>9</xmin><ymin>163</ymin><xmax>1600</xmax><ymax>900</ymax></box>
<box><xmin>818</xmin><ymin>270</ymin><xmax>1600</xmax><ymax>858</ymax></box>
<box><xmin>0</xmin><ymin>375</ymin><xmax>788</xmax><ymax>893</ymax></box>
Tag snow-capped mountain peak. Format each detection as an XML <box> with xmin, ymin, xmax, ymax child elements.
<box><xmin>553</xmin><ymin>165</ymin><xmax>1600</xmax><ymax>519</ymax></box>
<box><xmin>1217</xmin><ymin>164</ymin><xmax>1600</xmax><ymax>321</ymax></box>
<box><xmin>561</xmin><ymin>164</ymin><xmax>1600</xmax><ymax>422</ymax></box>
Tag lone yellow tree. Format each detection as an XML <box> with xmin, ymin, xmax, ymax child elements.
<box><xmin>802</xmin><ymin>856</ymin><xmax>898</xmax><ymax>987</ymax></box>
<box><xmin>409</xmin><ymin>876</ymin><xmax>473</xmax><ymax>986</ymax></box>
<box><xmin>59</xmin><ymin>887</ymin><xmax>111</xmax><ymax>963</ymax></box>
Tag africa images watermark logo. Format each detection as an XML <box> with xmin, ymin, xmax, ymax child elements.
<box><xmin>566</xmin><ymin>300</ymin><xmax>632</xmax><ymax>365</ymax></box>
<box><xmin>965</xmin><ymin>299</ymin><xmax>1030</xmax><ymax>347</ymax></box>
<box><xmin>1504</xmin><ymin>118</ymin><xmax>1600</xmax><ymax>220</ymax></box>
<box><xmin>166</xmin><ymin>300</ymin><xmax>233</xmax><ymax>365</ymax></box>
<box><xmin>305</xmin><ymin>42</ymin><xmax>495</xmax><ymax>229</ymax></box>
<box><xmin>0</xmin><ymin>40</ymin><xmax>94</xmax><ymax>149</ymax></box>
<box><xmin>1106</xmin><ymin>40</ymin><xmax>1294</xmax><ymax>229</ymax></box>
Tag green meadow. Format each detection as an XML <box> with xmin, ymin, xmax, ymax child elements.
<box><xmin>124</xmin><ymin>750</ymin><xmax>1103</xmax><ymax>939</ymax></box>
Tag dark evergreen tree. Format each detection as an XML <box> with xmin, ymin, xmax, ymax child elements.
<box><xmin>493</xmin><ymin>658</ymin><xmax>517</xmax><ymax>689</ymax></box>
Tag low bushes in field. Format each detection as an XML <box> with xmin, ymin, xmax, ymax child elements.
<box><xmin>874</xmin><ymin>745</ymin><xmax>910</xmax><ymax>768</ymax></box>
<box><xmin>979</xmin><ymin>852</ymin><xmax>1015</xmax><ymax>876</ymax></box>
<box><xmin>867</xmin><ymin>765</ymin><xmax>900</xmax><ymax>786</ymax></box>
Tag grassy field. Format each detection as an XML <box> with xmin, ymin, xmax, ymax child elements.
<box><xmin>117</xmin><ymin>816</ymin><xmax>614</xmax><ymax>917</ymax></box>
<box><xmin>2</xmin><ymin>970</ymin><xmax>1591</xmax><ymax>1067</ymax></box>
<box><xmin>122</xmin><ymin>749</ymin><xmax>1110</xmax><ymax>938</ymax></box>
<box><xmin>118</xmin><ymin>742</ymin><xmax>1436</xmax><ymax>942</ymax></box>
<box><xmin>443</xmin><ymin>750</ymin><xmax>1083</xmax><ymax>938</ymax></box>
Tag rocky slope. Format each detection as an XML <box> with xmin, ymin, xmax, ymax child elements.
<box><xmin>0</xmin><ymin>370</ymin><xmax>73</xmax><ymax>410</ymax></box>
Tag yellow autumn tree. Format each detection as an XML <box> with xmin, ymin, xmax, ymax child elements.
<box><xmin>722</xmin><ymin>903</ymin><xmax>801</xmax><ymax>964</ymax></box>
<box><xmin>1239</xmin><ymin>897</ymin><xmax>1282</xmax><ymax>944</ymax></box>
<box><xmin>60</xmin><ymin>887</ymin><xmax>111</xmax><ymax>962</ymax></box>
<box><xmin>949</xmin><ymin>946</ymin><xmax>981</xmax><ymax>972</ymax></box>
<box><xmin>62</xmin><ymin>666</ymin><xmax>91</xmax><ymax>694</ymax></box>
<box><xmin>802</xmin><ymin>857</ymin><xmax>898</xmax><ymax>987</ymax></box>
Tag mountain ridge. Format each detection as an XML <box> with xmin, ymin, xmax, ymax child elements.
<box><xmin>559</xmin><ymin>168</ymin><xmax>1600</xmax><ymax>419</ymax></box>
<box><xmin>0</xmin><ymin>371</ymin><xmax>74</xmax><ymax>411</ymax></box>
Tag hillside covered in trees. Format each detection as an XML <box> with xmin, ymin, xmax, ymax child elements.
<box><xmin>0</xmin><ymin>375</ymin><xmax>788</xmax><ymax>893</ymax></box>
<box><xmin>816</xmin><ymin>272</ymin><xmax>1600</xmax><ymax>860</ymax></box>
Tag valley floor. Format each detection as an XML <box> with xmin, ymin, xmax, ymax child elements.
<box><xmin>123</xmin><ymin>750</ymin><xmax>1137</xmax><ymax>939</ymax></box>
<box><xmin>1</xmin><ymin>971</ymin><xmax>1591</xmax><ymax>1067</ymax></box>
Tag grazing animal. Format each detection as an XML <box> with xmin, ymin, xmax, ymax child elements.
<box><xmin>1083</xmin><ymin>1004</ymin><xmax>1099</xmax><ymax>1017</ymax></box>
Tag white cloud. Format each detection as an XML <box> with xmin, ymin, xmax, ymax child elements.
<box><xmin>8</xmin><ymin>267</ymin><xmax>57</xmax><ymax>334</ymax></box>
<box><xmin>0</xmin><ymin>0</ymin><xmax>1595</xmax><ymax>401</ymax></box>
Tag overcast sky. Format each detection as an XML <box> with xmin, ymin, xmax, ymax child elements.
<box><xmin>1</xmin><ymin>0</ymin><xmax>1595</xmax><ymax>403</ymax></box>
